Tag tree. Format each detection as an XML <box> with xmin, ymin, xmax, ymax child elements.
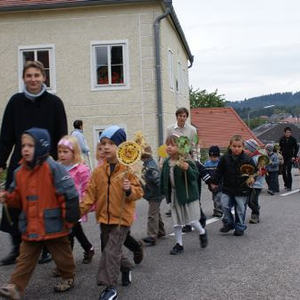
<box><xmin>190</xmin><ymin>87</ymin><xmax>226</xmax><ymax>108</ymax></box>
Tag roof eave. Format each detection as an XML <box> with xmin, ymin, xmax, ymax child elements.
<box><xmin>163</xmin><ymin>0</ymin><xmax>194</xmax><ymax>66</ymax></box>
<box><xmin>0</xmin><ymin>0</ymin><xmax>155</xmax><ymax>12</ymax></box>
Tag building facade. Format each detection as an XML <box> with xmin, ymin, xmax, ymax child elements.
<box><xmin>0</xmin><ymin>0</ymin><xmax>193</xmax><ymax>165</ymax></box>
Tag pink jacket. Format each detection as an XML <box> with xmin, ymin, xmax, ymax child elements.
<box><xmin>68</xmin><ymin>163</ymin><xmax>92</xmax><ymax>222</ymax></box>
<box><xmin>68</xmin><ymin>163</ymin><xmax>91</xmax><ymax>200</ymax></box>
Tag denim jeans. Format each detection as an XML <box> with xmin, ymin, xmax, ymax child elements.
<box><xmin>248</xmin><ymin>188</ymin><xmax>261</xmax><ymax>216</ymax></box>
<box><xmin>266</xmin><ymin>171</ymin><xmax>279</xmax><ymax>192</ymax></box>
<box><xmin>221</xmin><ymin>193</ymin><xmax>247</xmax><ymax>232</ymax></box>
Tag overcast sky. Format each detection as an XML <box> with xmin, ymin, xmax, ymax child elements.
<box><xmin>172</xmin><ymin>0</ymin><xmax>300</xmax><ymax>101</ymax></box>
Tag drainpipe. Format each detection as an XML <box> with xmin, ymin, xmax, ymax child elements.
<box><xmin>154</xmin><ymin>8</ymin><xmax>171</xmax><ymax>146</ymax></box>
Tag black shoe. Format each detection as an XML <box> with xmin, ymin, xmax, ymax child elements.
<box><xmin>212</xmin><ymin>211</ymin><xmax>223</xmax><ymax>218</ymax></box>
<box><xmin>199</xmin><ymin>218</ymin><xmax>206</xmax><ymax>228</ymax></box>
<box><xmin>0</xmin><ymin>251</ymin><xmax>19</xmax><ymax>266</ymax></box>
<box><xmin>219</xmin><ymin>224</ymin><xmax>234</xmax><ymax>233</ymax></box>
<box><xmin>182</xmin><ymin>225</ymin><xmax>192</xmax><ymax>233</ymax></box>
<box><xmin>142</xmin><ymin>237</ymin><xmax>156</xmax><ymax>246</ymax></box>
<box><xmin>249</xmin><ymin>214</ymin><xmax>259</xmax><ymax>224</ymax></box>
<box><xmin>233</xmin><ymin>230</ymin><xmax>244</xmax><ymax>236</ymax></box>
<box><xmin>121</xmin><ymin>270</ymin><xmax>132</xmax><ymax>286</ymax></box>
<box><xmin>99</xmin><ymin>287</ymin><xmax>118</xmax><ymax>300</ymax></box>
<box><xmin>165</xmin><ymin>210</ymin><xmax>172</xmax><ymax>217</ymax></box>
<box><xmin>82</xmin><ymin>247</ymin><xmax>95</xmax><ymax>264</ymax></box>
<box><xmin>38</xmin><ymin>252</ymin><xmax>52</xmax><ymax>264</ymax></box>
<box><xmin>267</xmin><ymin>190</ymin><xmax>274</xmax><ymax>195</ymax></box>
<box><xmin>133</xmin><ymin>241</ymin><xmax>144</xmax><ymax>264</ymax></box>
<box><xmin>199</xmin><ymin>232</ymin><xmax>208</xmax><ymax>248</ymax></box>
<box><xmin>170</xmin><ymin>243</ymin><xmax>184</xmax><ymax>255</ymax></box>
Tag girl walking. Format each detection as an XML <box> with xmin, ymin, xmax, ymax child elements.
<box><xmin>160</xmin><ymin>135</ymin><xmax>208</xmax><ymax>255</ymax></box>
<box><xmin>58</xmin><ymin>136</ymin><xmax>94</xmax><ymax>263</ymax></box>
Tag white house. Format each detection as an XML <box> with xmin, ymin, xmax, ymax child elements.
<box><xmin>0</xmin><ymin>0</ymin><xmax>194</xmax><ymax>163</ymax></box>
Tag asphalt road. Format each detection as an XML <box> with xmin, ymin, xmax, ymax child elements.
<box><xmin>1</xmin><ymin>173</ymin><xmax>300</xmax><ymax>300</ymax></box>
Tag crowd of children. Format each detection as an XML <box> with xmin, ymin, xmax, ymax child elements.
<box><xmin>0</xmin><ymin>124</ymin><xmax>286</xmax><ymax>300</ymax></box>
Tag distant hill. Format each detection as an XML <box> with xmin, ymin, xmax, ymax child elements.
<box><xmin>226</xmin><ymin>92</ymin><xmax>300</xmax><ymax>119</ymax></box>
<box><xmin>227</xmin><ymin>92</ymin><xmax>300</xmax><ymax>109</ymax></box>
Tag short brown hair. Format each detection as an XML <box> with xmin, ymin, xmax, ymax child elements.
<box><xmin>175</xmin><ymin>107</ymin><xmax>189</xmax><ymax>118</ymax></box>
<box><xmin>22</xmin><ymin>61</ymin><xmax>46</xmax><ymax>78</ymax></box>
<box><xmin>165</xmin><ymin>135</ymin><xmax>178</xmax><ymax>146</ymax></box>
<box><xmin>229</xmin><ymin>135</ymin><xmax>244</xmax><ymax>145</ymax></box>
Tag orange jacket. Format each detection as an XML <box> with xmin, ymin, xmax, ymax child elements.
<box><xmin>80</xmin><ymin>161</ymin><xmax>143</xmax><ymax>227</ymax></box>
<box><xmin>6</xmin><ymin>158</ymin><xmax>79</xmax><ymax>241</ymax></box>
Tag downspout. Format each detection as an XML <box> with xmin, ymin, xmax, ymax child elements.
<box><xmin>154</xmin><ymin>8</ymin><xmax>171</xmax><ymax>146</ymax></box>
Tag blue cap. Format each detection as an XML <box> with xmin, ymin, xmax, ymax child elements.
<box><xmin>100</xmin><ymin>125</ymin><xmax>126</xmax><ymax>146</ymax></box>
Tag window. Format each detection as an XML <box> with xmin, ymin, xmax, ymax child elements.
<box><xmin>18</xmin><ymin>45</ymin><xmax>56</xmax><ymax>92</ymax></box>
<box><xmin>91</xmin><ymin>41</ymin><xmax>129</xmax><ymax>90</ymax></box>
<box><xmin>176</xmin><ymin>61</ymin><xmax>182</xmax><ymax>93</ymax></box>
<box><xmin>168</xmin><ymin>49</ymin><xmax>174</xmax><ymax>91</ymax></box>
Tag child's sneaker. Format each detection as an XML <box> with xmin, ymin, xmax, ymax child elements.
<box><xmin>82</xmin><ymin>247</ymin><xmax>95</xmax><ymax>264</ymax></box>
<box><xmin>54</xmin><ymin>278</ymin><xmax>74</xmax><ymax>292</ymax></box>
<box><xmin>142</xmin><ymin>236</ymin><xmax>156</xmax><ymax>246</ymax></box>
<box><xmin>133</xmin><ymin>241</ymin><xmax>144</xmax><ymax>264</ymax></box>
<box><xmin>233</xmin><ymin>230</ymin><xmax>244</xmax><ymax>236</ymax></box>
<box><xmin>249</xmin><ymin>214</ymin><xmax>259</xmax><ymax>224</ymax></box>
<box><xmin>99</xmin><ymin>287</ymin><xmax>118</xmax><ymax>300</ymax></box>
<box><xmin>199</xmin><ymin>231</ymin><xmax>208</xmax><ymax>248</ymax></box>
<box><xmin>121</xmin><ymin>270</ymin><xmax>132</xmax><ymax>286</ymax></box>
<box><xmin>38</xmin><ymin>252</ymin><xmax>52</xmax><ymax>264</ymax></box>
<box><xmin>219</xmin><ymin>224</ymin><xmax>234</xmax><ymax>233</ymax></box>
<box><xmin>170</xmin><ymin>243</ymin><xmax>184</xmax><ymax>255</ymax></box>
<box><xmin>0</xmin><ymin>283</ymin><xmax>21</xmax><ymax>300</ymax></box>
<box><xmin>267</xmin><ymin>190</ymin><xmax>274</xmax><ymax>195</ymax></box>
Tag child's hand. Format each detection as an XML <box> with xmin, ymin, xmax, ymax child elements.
<box><xmin>123</xmin><ymin>179</ymin><xmax>131</xmax><ymax>191</ymax></box>
<box><xmin>246</xmin><ymin>176</ymin><xmax>255</xmax><ymax>187</ymax></box>
<box><xmin>178</xmin><ymin>161</ymin><xmax>189</xmax><ymax>171</ymax></box>
<box><xmin>0</xmin><ymin>191</ymin><xmax>7</xmax><ymax>203</ymax></box>
<box><xmin>209</xmin><ymin>184</ymin><xmax>218</xmax><ymax>192</ymax></box>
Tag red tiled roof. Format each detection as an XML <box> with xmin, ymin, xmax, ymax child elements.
<box><xmin>0</xmin><ymin>0</ymin><xmax>85</xmax><ymax>8</ymax></box>
<box><xmin>191</xmin><ymin>107</ymin><xmax>262</xmax><ymax>149</ymax></box>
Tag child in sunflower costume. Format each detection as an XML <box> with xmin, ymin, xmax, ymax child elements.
<box><xmin>80</xmin><ymin>126</ymin><xmax>144</xmax><ymax>300</ymax></box>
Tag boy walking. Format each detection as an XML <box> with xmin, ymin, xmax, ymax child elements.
<box><xmin>141</xmin><ymin>145</ymin><xmax>166</xmax><ymax>246</ymax></box>
<box><xmin>80</xmin><ymin>126</ymin><xmax>143</xmax><ymax>300</ymax></box>
<box><xmin>0</xmin><ymin>128</ymin><xmax>79</xmax><ymax>299</ymax></box>
<box><xmin>204</xmin><ymin>145</ymin><xmax>223</xmax><ymax>217</ymax></box>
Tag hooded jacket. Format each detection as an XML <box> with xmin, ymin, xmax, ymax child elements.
<box><xmin>80</xmin><ymin>161</ymin><xmax>143</xmax><ymax>227</ymax></box>
<box><xmin>5</xmin><ymin>128</ymin><xmax>80</xmax><ymax>241</ymax></box>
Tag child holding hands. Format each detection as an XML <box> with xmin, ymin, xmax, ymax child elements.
<box><xmin>160</xmin><ymin>135</ymin><xmax>208</xmax><ymax>255</ymax></box>
<box><xmin>80</xmin><ymin>126</ymin><xmax>143</xmax><ymax>300</ymax></box>
<box><xmin>0</xmin><ymin>128</ymin><xmax>79</xmax><ymax>299</ymax></box>
<box><xmin>58</xmin><ymin>135</ymin><xmax>94</xmax><ymax>263</ymax></box>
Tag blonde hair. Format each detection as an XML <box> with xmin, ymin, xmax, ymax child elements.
<box><xmin>229</xmin><ymin>135</ymin><xmax>244</xmax><ymax>146</ymax></box>
<box><xmin>58</xmin><ymin>135</ymin><xmax>83</xmax><ymax>164</ymax></box>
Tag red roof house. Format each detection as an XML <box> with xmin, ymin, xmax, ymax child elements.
<box><xmin>191</xmin><ymin>107</ymin><xmax>262</xmax><ymax>149</ymax></box>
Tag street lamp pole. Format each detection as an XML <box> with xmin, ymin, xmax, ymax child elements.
<box><xmin>247</xmin><ymin>105</ymin><xmax>275</xmax><ymax>128</ymax></box>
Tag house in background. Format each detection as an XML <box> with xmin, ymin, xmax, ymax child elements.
<box><xmin>191</xmin><ymin>107</ymin><xmax>262</xmax><ymax>149</ymax></box>
<box><xmin>0</xmin><ymin>0</ymin><xmax>193</xmax><ymax>164</ymax></box>
<box><xmin>253</xmin><ymin>123</ymin><xmax>300</xmax><ymax>145</ymax></box>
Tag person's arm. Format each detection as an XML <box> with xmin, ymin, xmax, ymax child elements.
<box><xmin>0</xmin><ymin>99</ymin><xmax>16</xmax><ymax>169</ymax></box>
<box><xmin>53</xmin><ymin>97</ymin><xmax>68</xmax><ymax>159</ymax></box>
<box><xmin>212</xmin><ymin>156</ymin><xmax>225</xmax><ymax>184</ymax></box>
<box><xmin>293</xmin><ymin>138</ymin><xmax>299</xmax><ymax>159</ymax></box>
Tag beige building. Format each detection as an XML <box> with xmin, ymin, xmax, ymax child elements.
<box><xmin>0</xmin><ymin>0</ymin><xmax>193</xmax><ymax>165</ymax></box>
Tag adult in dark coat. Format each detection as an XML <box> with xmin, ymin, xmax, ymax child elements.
<box><xmin>0</xmin><ymin>61</ymin><xmax>68</xmax><ymax>265</ymax></box>
<box><xmin>279</xmin><ymin>126</ymin><xmax>298</xmax><ymax>190</ymax></box>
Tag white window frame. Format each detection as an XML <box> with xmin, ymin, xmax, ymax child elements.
<box><xmin>90</xmin><ymin>40</ymin><xmax>130</xmax><ymax>91</ymax></box>
<box><xmin>176</xmin><ymin>61</ymin><xmax>182</xmax><ymax>94</ymax></box>
<box><xmin>18</xmin><ymin>44</ymin><xmax>56</xmax><ymax>93</ymax></box>
<box><xmin>168</xmin><ymin>49</ymin><xmax>174</xmax><ymax>91</ymax></box>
